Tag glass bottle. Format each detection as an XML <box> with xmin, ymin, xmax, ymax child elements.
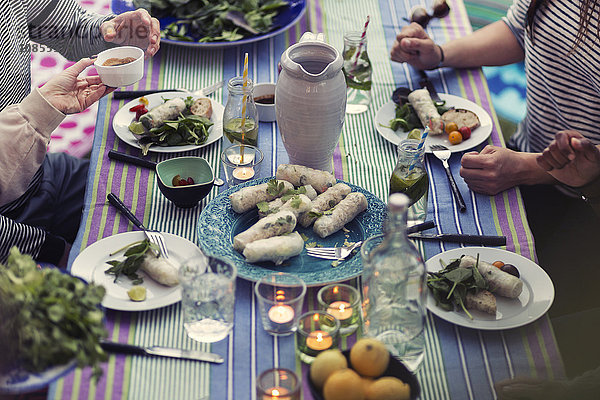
<box><xmin>389</xmin><ymin>139</ymin><xmax>429</xmax><ymax>225</ymax></box>
<box><xmin>223</xmin><ymin>76</ymin><xmax>259</xmax><ymax>146</ymax></box>
<box><xmin>360</xmin><ymin>193</ymin><xmax>427</xmax><ymax>371</ymax></box>
<box><xmin>342</xmin><ymin>31</ymin><xmax>372</xmax><ymax>114</ymax></box>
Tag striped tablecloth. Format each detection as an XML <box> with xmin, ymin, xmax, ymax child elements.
<box><xmin>51</xmin><ymin>0</ymin><xmax>564</xmax><ymax>399</ymax></box>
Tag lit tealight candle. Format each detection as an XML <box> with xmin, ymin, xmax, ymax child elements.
<box><xmin>263</xmin><ymin>387</ymin><xmax>290</xmax><ymax>400</ymax></box>
<box><xmin>268</xmin><ymin>304</ymin><xmax>295</xmax><ymax>324</ymax></box>
<box><xmin>326</xmin><ymin>300</ymin><xmax>353</xmax><ymax>321</ymax></box>
<box><xmin>232</xmin><ymin>166</ymin><xmax>255</xmax><ymax>180</ymax></box>
<box><xmin>306</xmin><ymin>331</ymin><xmax>333</xmax><ymax>351</ymax></box>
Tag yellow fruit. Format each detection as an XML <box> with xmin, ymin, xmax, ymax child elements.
<box><xmin>360</xmin><ymin>376</ymin><xmax>375</xmax><ymax>393</ymax></box>
<box><xmin>127</xmin><ymin>285</ymin><xmax>146</xmax><ymax>301</ymax></box>
<box><xmin>407</xmin><ymin>128</ymin><xmax>422</xmax><ymax>140</ymax></box>
<box><xmin>445</xmin><ymin>122</ymin><xmax>458</xmax><ymax>134</ymax></box>
<box><xmin>310</xmin><ymin>349</ymin><xmax>348</xmax><ymax>389</ymax></box>
<box><xmin>448</xmin><ymin>130</ymin><xmax>463</xmax><ymax>145</ymax></box>
<box><xmin>323</xmin><ymin>368</ymin><xmax>365</xmax><ymax>400</ymax></box>
<box><xmin>365</xmin><ymin>377</ymin><xmax>410</xmax><ymax>400</ymax></box>
<box><xmin>350</xmin><ymin>338</ymin><xmax>390</xmax><ymax>378</ymax></box>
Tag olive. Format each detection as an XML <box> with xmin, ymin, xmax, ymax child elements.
<box><xmin>391</xmin><ymin>86</ymin><xmax>412</xmax><ymax>105</ymax></box>
<box><xmin>432</xmin><ymin>0</ymin><xmax>451</xmax><ymax>19</ymax></box>
<box><xmin>500</xmin><ymin>264</ymin><xmax>520</xmax><ymax>278</ymax></box>
<box><xmin>410</xmin><ymin>6</ymin><xmax>431</xmax><ymax>28</ymax></box>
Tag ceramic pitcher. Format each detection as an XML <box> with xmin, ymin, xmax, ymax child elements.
<box><xmin>276</xmin><ymin>32</ymin><xmax>346</xmax><ymax>172</ymax></box>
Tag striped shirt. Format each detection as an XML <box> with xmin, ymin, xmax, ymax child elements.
<box><xmin>0</xmin><ymin>0</ymin><xmax>113</xmax><ymax>264</ymax></box>
<box><xmin>504</xmin><ymin>0</ymin><xmax>600</xmax><ymax>153</ymax></box>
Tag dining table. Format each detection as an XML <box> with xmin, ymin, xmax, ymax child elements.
<box><xmin>45</xmin><ymin>0</ymin><xmax>565</xmax><ymax>399</ymax></box>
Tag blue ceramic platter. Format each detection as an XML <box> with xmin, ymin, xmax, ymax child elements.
<box><xmin>112</xmin><ymin>0</ymin><xmax>306</xmax><ymax>48</ymax></box>
<box><xmin>197</xmin><ymin>177</ymin><xmax>386</xmax><ymax>286</ymax></box>
<box><xmin>0</xmin><ymin>361</ymin><xmax>76</xmax><ymax>395</ymax></box>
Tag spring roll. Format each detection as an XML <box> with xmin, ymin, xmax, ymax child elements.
<box><xmin>459</xmin><ymin>255</ymin><xmax>523</xmax><ymax>299</ymax></box>
<box><xmin>276</xmin><ymin>164</ymin><xmax>337</xmax><ymax>193</ymax></box>
<box><xmin>229</xmin><ymin>180</ymin><xmax>294</xmax><ymax>213</ymax></box>
<box><xmin>301</xmin><ymin>185</ymin><xmax>318</xmax><ymax>200</ymax></box>
<box><xmin>243</xmin><ymin>232</ymin><xmax>304</xmax><ymax>265</ymax></box>
<box><xmin>233</xmin><ymin>211</ymin><xmax>296</xmax><ymax>252</ymax></box>
<box><xmin>407</xmin><ymin>89</ymin><xmax>444</xmax><ymax>135</ymax></box>
<box><xmin>257</xmin><ymin>194</ymin><xmax>312</xmax><ymax>219</ymax></box>
<box><xmin>140</xmin><ymin>254</ymin><xmax>179</xmax><ymax>286</ymax></box>
<box><xmin>313</xmin><ymin>192</ymin><xmax>368</xmax><ymax>238</ymax></box>
<box><xmin>139</xmin><ymin>97</ymin><xmax>187</xmax><ymax>130</ymax></box>
<box><xmin>299</xmin><ymin>183</ymin><xmax>352</xmax><ymax>228</ymax></box>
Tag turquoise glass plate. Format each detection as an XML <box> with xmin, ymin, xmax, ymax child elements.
<box><xmin>197</xmin><ymin>177</ymin><xmax>386</xmax><ymax>286</ymax></box>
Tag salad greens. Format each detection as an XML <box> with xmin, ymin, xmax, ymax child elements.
<box><xmin>105</xmin><ymin>239</ymin><xmax>159</xmax><ymax>285</ymax></box>
<box><xmin>133</xmin><ymin>0</ymin><xmax>289</xmax><ymax>43</ymax></box>
<box><xmin>387</xmin><ymin>101</ymin><xmax>449</xmax><ymax>132</ymax></box>
<box><xmin>426</xmin><ymin>255</ymin><xmax>487</xmax><ymax>319</ymax></box>
<box><xmin>130</xmin><ymin>96</ymin><xmax>214</xmax><ymax>155</ymax></box>
<box><xmin>0</xmin><ymin>247</ymin><xmax>107</xmax><ymax>378</ymax></box>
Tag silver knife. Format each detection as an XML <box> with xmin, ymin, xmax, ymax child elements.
<box><xmin>113</xmin><ymin>80</ymin><xmax>225</xmax><ymax>99</ymax></box>
<box><xmin>100</xmin><ymin>340</ymin><xmax>224</xmax><ymax>364</ymax></box>
<box><xmin>408</xmin><ymin>233</ymin><xmax>506</xmax><ymax>246</ymax></box>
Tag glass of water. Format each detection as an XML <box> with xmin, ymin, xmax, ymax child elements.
<box><xmin>342</xmin><ymin>31</ymin><xmax>372</xmax><ymax>114</ymax></box>
<box><xmin>178</xmin><ymin>255</ymin><xmax>237</xmax><ymax>343</ymax></box>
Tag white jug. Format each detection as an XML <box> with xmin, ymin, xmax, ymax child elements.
<box><xmin>275</xmin><ymin>32</ymin><xmax>347</xmax><ymax>172</ymax></box>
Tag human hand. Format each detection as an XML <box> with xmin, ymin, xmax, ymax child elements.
<box><xmin>494</xmin><ymin>376</ymin><xmax>569</xmax><ymax>400</ymax></box>
<box><xmin>460</xmin><ymin>145</ymin><xmax>525</xmax><ymax>195</ymax></box>
<box><xmin>38</xmin><ymin>58</ymin><xmax>114</xmax><ymax>115</ymax></box>
<box><xmin>536</xmin><ymin>130</ymin><xmax>600</xmax><ymax>188</ymax></box>
<box><xmin>101</xmin><ymin>9</ymin><xmax>160</xmax><ymax>58</ymax></box>
<box><xmin>390</xmin><ymin>22</ymin><xmax>441</xmax><ymax>70</ymax></box>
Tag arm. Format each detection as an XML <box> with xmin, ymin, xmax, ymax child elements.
<box><xmin>0</xmin><ymin>215</ymin><xmax>68</xmax><ymax>267</ymax></box>
<box><xmin>0</xmin><ymin>58</ymin><xmax>110</xmax><ymax>206</ymax></box>
<box><xmin>459</xmin><ymin>146</ymin><xmax>558</xmax><ymax>196</ymax></box>
<box><xmin>390</xmin><ymin>21</ymin><xmax>524</xmax><ymax>70</ymax></box>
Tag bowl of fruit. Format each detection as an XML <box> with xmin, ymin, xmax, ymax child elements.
<box><xmin>155</xmin><ymin>156</ymin><xmax>216</xmax><ymax>208</ymax></box>
<box><xmin>308</xmin><ymin>338</ymin><xmax>420</xmax><ymax>400</ymax></box>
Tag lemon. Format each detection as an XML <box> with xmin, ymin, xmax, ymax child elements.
<box><xmin>128</xmin><ymin>121</ymin><xmax>146</xmax><ymax>135</ymax></box>
<box><xmin>127</xmin><ymin>286</ymin><xmax>147</xmax><ymax>301</ymax></box>
<box><xmin>349</xmin><ymin>338</ymin><xmax>390</xmax><ymax>378</ymax></box>
<box><xmin>310</xmin><ymin>349</ymin><xmax>348</xmax><ymax>389</ymax></box>
<box><xmin>365</xmin><ymin>377</ymin><xmax>410</xmax><ymax>400</ymax></box>
<box><xmin>322</xmin><ymin>368</ymin><xmax>365</xmax><ymax>400</ymax></box>
<box><xmin>407</xmin><ymin>128</ymin><xmax>421</xmax><ymax>140</ymax></box>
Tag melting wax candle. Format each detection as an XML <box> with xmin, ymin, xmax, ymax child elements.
<box><xmin>306</xmin><ymin>331</ymin><xmax>332</xmax><ymax>351</ymax></box>
<box><xmin>326</xmin><ymin>300</ymin><xmax>353</xmax><ymax>321</ymax></box>
<box><xmin>268</xmin><ymin>304</ymin><xmax>295</xmax><ymax>324</ymax></box>
<box><xmin>232</xmin><ymin>166</ymin><xmax>255</xmax><ymax>180</ymax></box>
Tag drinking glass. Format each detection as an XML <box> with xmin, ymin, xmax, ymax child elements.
<box><xmin>342</xmin><ymin>31</ymin><xmax>372</xmax><ymax>114</ymax></box>
<box><xmin>178</xmin><ymin>255</ymin><xmax>237</xmax><ymax>343</ymax></box>
<box><xmin>221</xmin><ymin>144</ymin><xmax>264</xmax><ymax>186</ymax></box>
<box><xmin>255</xmin><ymin>273</ymin><xmax>306</xmax><ymax>336</ymax></box>
<box><xmin>389</xmin><ymin>139</ymin><xmax>429</xmax><ymax>224</ymax></box>
<box><xmin>296</xmin><ymin>311</ymin><xmax>340</xmax><ymax>364</ymax></box>
<box><xmin>317</xmin><ymin>283</ymin><xmax>361</xmax><ymax>336</ymax></box>
<box><xmin>256</xmin><ymin>368</ymin><xmax>301</xmax><ymax>400</ymax></box>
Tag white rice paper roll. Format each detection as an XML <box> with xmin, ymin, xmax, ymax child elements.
<box><xmin>243</xmin><ymin>232</ymin><xmax>304</xmax><ymax>265</ymax></box>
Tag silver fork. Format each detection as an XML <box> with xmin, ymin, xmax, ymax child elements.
<box><xmin>107</xmin><ymin>193</ymin><xmax>170</xmax><ymax>258</ymax></box>
<box><xmin>430</xmin><ymin>144</ymin><xmax>467</xmax><ymax>212</ymax></box>
<box><xmin>306</xmin><ymin>241</ymin><xmax>363</xmax><ymax>261</ymax></box>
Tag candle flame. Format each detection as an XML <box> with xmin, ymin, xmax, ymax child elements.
<box><xmin>316</xmin><ymin>332</ymin><xmax>323</xmax><ymax>342</ymax></box>
<box><xmin>313</xmin><ymin>313</ymin><xmax>319</xmax><ymax>321</ymax></box>
<box><xmin>333</xmin><ymin>286</ymin><xmax>339</xmax><ymax>294</ymax></box>
<box><xmin>275</xmin><ymin>290</ymin><xmax>285</xmax><ymax>301</ymax></box>
<box><xmin>339</xmin><ymin>303</ymin><xmax>346</xmax><ymax>313</ymax></box>
<box><xmin>271</xmin><ymin>389</ymin><xmax>280</xmax><ymax>396</ymax></box>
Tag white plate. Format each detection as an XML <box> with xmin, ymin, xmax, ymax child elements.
<box><xmin>71</xmin><ymin>231</ymin><xmax>203</xmax><ymax>311</ymax></box>
<box><xmin>426</xmin><ymin>247</ymin><xmax>554</xmax><ymax>330</ymax></box>
<box><xmin>374</xmin><ymin>94</ymin><xmax>493</xmax><ymax>153</ymax></box>
<box><xmin>112</xmin><ymin>92</ymin><xmax>224</xmax><ymax>153</ymax></box>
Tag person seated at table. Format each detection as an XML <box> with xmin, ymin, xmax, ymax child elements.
<box><xmin>0</xmin><ymin>0</ymin><xmax>160</xmax><ymax>267</ymax></box>
<box><xmin>495</xmin><ymin>131</ymin><xmax>600</xmax><ymax>399</ymax></box>
<box><xmin>389</xmin><ymin>0</ymin><xmax>600</xmax><ymax>321</ymax></box>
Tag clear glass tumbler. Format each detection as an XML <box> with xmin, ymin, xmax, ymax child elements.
<box><xmin>178</xmin><ymin>255</ymin><xmax>237</xmax><ymax>343</ymax></box>
<box><xmin>342</xmin><ymin>31</ymin><xmax>372</xmax><ymax>114</ymax></box>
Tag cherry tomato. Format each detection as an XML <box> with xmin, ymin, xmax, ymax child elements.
<box><xmin>129</xmin><ymin>104</ymin><xmax>145</xmax><ymax>112</ymax></box>
<box><xmin>139</xmin><ymin>96</ymin><xmax>149</xmax><ymax>106</ymax></box>
<box><xmin>448</xmin><ymin>130</ymin><xmax>463</xmax><ymax>145</ymax></box>
<box><xmin>187</xmin><ymin>177</ymin><xmax>195</xmax><ymax>185</ymax></box>
<box><xmin>492</xmin><ymin>261</ymin><xmax>504</xmax><ymax>268</ymax></box>
<box><xmin>459</xmin><ymin>126</ymin><xmax>472</xmax><ymax>140</ymax></box>
<box><xmin>445</xmin><ymin>122</ymin><xmax>458</xmax><ymax>134</ymax></box>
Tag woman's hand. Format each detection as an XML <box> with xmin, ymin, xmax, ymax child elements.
<box><xmin>38</xmin><ymin>58</ymin><xmax>114</xmax><ymax>115</ymax></box>
<box><xmin>390</xmin><ymin>22</ymin><xmax>441</xmax><ymax>70</ymax></box>
<box><xmin>536</xmin><ymin>130</ymin><xmax>600</xmax><ymax>188</ymax></box>
<box><xmin>101</xmin><ymin>9</ymin><xmax>161</xmax><ymax>58</ymax></box>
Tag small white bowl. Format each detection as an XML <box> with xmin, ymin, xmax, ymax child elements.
<box><xmin>254</xmin><ymin>82</ymin><xmax>276</xmax><ymax>122</ymax></box>
<box><xmin>94</xmin><ymin>46</ymin><xmax>144</xmax><ymax>88</ymax></box>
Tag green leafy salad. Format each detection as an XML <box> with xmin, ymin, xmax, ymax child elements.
<box><xmin>0</xmin><ymin>247</ymin><xmax>107</xmax><ymax>378</ymax></box>
<box><xmin>133</xmin><ymin>0</ymin><xmax>290</xmax><ymax>43</ymax></box>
